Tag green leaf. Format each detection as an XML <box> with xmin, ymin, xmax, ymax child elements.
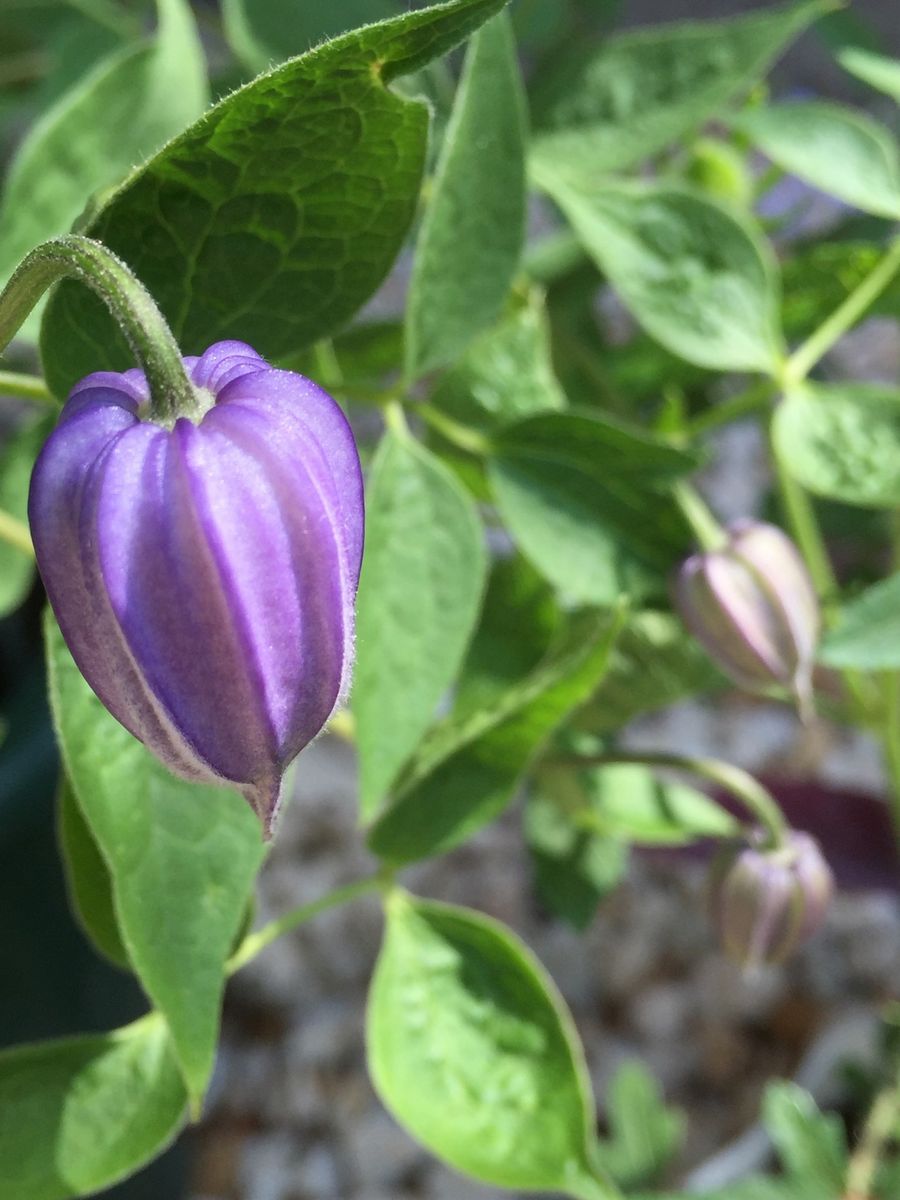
<box><xmin>782</xmin><ymin>239</ymin><xmax>900</xmax><ymax>340</ymax></box>
<box><xmin>0</xmin><ymin>411</ymin><xmax>51</xmax><ymax>617</ymax></box>
<box><xmin>430</xmin><ymin>288</ymin><xmax>565</xmax><ymax>432</ymax></box>
<box><xmin>774</xmin><ymin>383</ymin><xmax>900</xmax><ymax>507</ymax></box>
<box><xmin>489</xmin><ymin>408</ymin><xmax>697</xmax><ymax>605</ymax></box>
<box><xmin>535</xmin><ymin>177</ymin><xmax>783</xmax><ymax>373</ymax></box>
<box><xmin>454</xmin><ymin>554</ymin><xmax>562</xmax><ymax>718</ymax></box>
<box><xmin>0</xmin><ymin>1014</ymin><xmax>186</xmax><ymax>1200</ymax></box>
<box><xmin>57</xmin><ymin>775</ymin><xmax>129</xmax><ymax>971</ymax></box>
<box><xmin>578</xmin><ymin>611</ymin><xmax>724</xmax><ymax>733</ymax></box>
<box><xmin>763</xmin><ymin>1083</ymin><xmax>847</xmax><ymax>1197</ymax></box>
<box><xmin>525</xmin><ymin>780</ymin><xmax>627</xmax><ymax>931</ymax></box>
<box><xmin>353</xmin><ymin>432</ymin><xmax>487</xmax><ymax>820</ymax></box>
<box><xmin>839</xmin><ymin>47</ymin><xmax>900</xmax><ymax>102</ymax></box>
<box><xmin>368</xmin><ymin>610</ymin><xmax>622</xmax><ymax>864</ymax></box>
<box><xmin>223</xmin><ymin>0</ymin><xmax>396</xmax><ymax>71</ymax></box>
<box><xmin>738</xmin><ymin>102</ymin><xmax>900</xmax><ymax>220</ymax></box>
<box><xmin>405</xmin><ymin>10</ymin><xmax>527</xmax><ymax>377</ymax></box>
<box><xmin>600</xmin><ymin>1061</ymin><xmax>685</xmax><ymax>1190</ymax></box>
<box><xmin>367</xmin><ymin>890</ymin><xmax>601</xmax><ymax>1194</ymax></box>
<box><xmin>0</xmin><ymin>0</ymin><xmax>208</xmax><ymax>290</ymax></box>
<box><xmin>820</xmin><ymin>573</ymin><xmax>900</xmax><ymax>669</ymax></box>
<box><xmin>530</xmin><ymin>0</ymin><xmax>828</xmax><ymax>177</ymax></box>
<box><xmin>40</xmin><ymin>0</ymin><xmax>511</xmax><ymax>399</ymax></box>
<box><xmin>570</xmin><ymin>762</ymin><xmax>738</xmax><ymax>846</ymax></box>
<box><xmin>45</xmin><ymin>614</ymin><xmax>265</xmax><ymax>1104</ymax></box>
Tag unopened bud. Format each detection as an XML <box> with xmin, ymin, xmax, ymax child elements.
<box><xmin>674</xmin><ymin>520</ymin><xmax>819</xmax><ymax>711</ymax></box>
<box><xmin>709</xmin><ymin>830</ymin><xmax>833</xmax><ymax>967</ymax></box>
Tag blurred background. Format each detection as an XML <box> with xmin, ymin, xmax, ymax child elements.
<box><xmin>1</xmin><ymin>2</ymin><xmax>899</xmax><ymax>1198</ymax></box>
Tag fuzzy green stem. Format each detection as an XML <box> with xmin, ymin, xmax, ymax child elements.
<box><xmin>843</xmin><ymin>1070</ymin><xmax>900</xmax><ymax>1200</ymax></box>
<box><xmin>0</xmin><ymin>236</ymin><xmax>197</xmax><ymax>423</ymax></box>
<box><xmin>673</xmin><ymin>481</ymin><xmax>727</xmax><ymax>551</ymax></box>
<box><xmin>786</xmin><ymin>235</ymin><xmax>900</xmax><ymax>384</ymax></box>
<box><xmin>0</xmin><ymin>508</ymin><xmax>34</xmax><ymax>557</ymax></box>
<box><xmin>563</xmin><ymin>749</ymin><xmax>789</xmax><ymax>849</ymax></box>
<box><xmin>0</xmin><ymin>370</ymin><xmax>56</xmax><ymax>406</ymax></box>
<box><xmin>228</xmin><ymin>875</ymin><xmax>385</xmax><ymax>974</ymax></box>
<box><xmin>688</xmin><ymin>380</ymin><xmax>775</xmax><ymax>436</ymax></box>
<box><xmin>417</xmin><ymin>403</ymin><xmax>492</xmax><ymax>456</ymax></box>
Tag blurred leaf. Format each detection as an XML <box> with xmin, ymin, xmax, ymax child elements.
<box><xmin>763</xmin><ymin>1083</ymin><xmax>847</xmax><ymax>1197</ymax></box>
<box><xmin>820</xmin><ymin>572</ymin><xmax>900</xmax><ymax>668</ymax></box>
<box><xmin>57</xmin><ymin>775</ymin><xmax>129</xmax><ymax>971</ymax></box>
<box><xmin>782</xmin><ymin>239</ymin><xmax>900</xmax><ymax>340</ymax></box>
<box><xmin>526</xmin><ymin>778</ymin><xmax>627</xmax><ymax>930</ymax></box>
<box><xmin>368</xmin><ymin>610</ymin><xmax>622</xmax><ymax>864</ymax></box>
<box><xmin>774</xmin><ymin>383</ymin><xmax>900</xmax><ymax>507</ymax></box>
<box><xmin>738</xmin><ymin>102</ymin><xmax>900</xmax><ymax>220</ymax></box>
<box><xmin>354</xmin><ymin>432</ymin><xmax>487</xmax><ymax>821</ymax></box>
<box><xmin>45</xmin><ymin>615</ymin><xmax>265</xmax><ymax>1105</ymax></box>
<box><xmin>489</xmin><ymin>409</ymin><xmax>696</xmax><ymax>605</ymax></box>
<box><xmin>535</xmin><ymin>177</ymin><xmax>783</xmax><ymax>373</ymax></box>
<box><xmin>0</xmin><ymin>411</ymin><xmax>50</xmax><ymax>617</ymax></box>
<box><xmin>600</xmin><ymin>1061</ymin><xmax>685</xmax><ymax>1190</ymax></box>
<box><xmin>0</xmin><ymin>1013</ymin><xmax>186</xmax><ymax>1200</ymax></box>
<box><xmin>222</xmin><ymin>0</ymin><xmax>397</xmax><ymax>70</ymax></box>
<box><xmin>406</xmin><ymin>11</ymin><xmax>526</xmax><ymax>377</ymax></box>
<box><xmin>838</xmin><ymin>47</ymin><xmax>900</xmax><ymax>103</ymax></box>
<box><xmin>39</xmin><ymin>0</ymin><xmax>511</xmax><ymax>398</ymax></box>
<box><xmin>430</xmin><ymin>289</ymin><xmax>565</xmax><ymax>432</ymax></box>
<box><xmin>454</xmin><ymin>554</ymin><xmax>562</xmax><ymax>718</ymax></box>
<box><xmin>0</xmin><ymin>0</ymin><xmax>208</xmax><ymax>291</ymax></box>
<box><xmin>530</xmin><ymin>0</ymin><xmax>828</xmax><ymax>177</ymax></box>
<box><xmin>578</xmin><ymin>610</ymin><xmax>724</xmax><ymax>733</ymax></box>
<box><xmin>367</xmin><ymin>890</ymin><xmax>602</xmax><ymax>1193</ymax></box>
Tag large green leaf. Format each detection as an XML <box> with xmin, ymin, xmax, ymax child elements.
<box><xmin>57</xmin><ymin>775</ymin><xmax>129</xmax><ymax>971</ymax></box>
<box><xmin>738</xmin><ymin>102</ymin><xmax>900</xmax><ymax>220</ymax></box>
<box><xmin>430</xmin><ymin>288</ymin><xmax>565</xmax><ymax>432</ymax></box>
<box><xmin>353</xmin><ymin>431</ymin><xmax>487</xmax><ymax>820</ymax></box>
<box><xmin>535</xmin><ymin>177</ymin><xmax>783</xmax><ymax>373</ymax></box>
<box><xmin>368</xmin><ymin>610</ymin><xmax>621</xmax><ymax>864</ymax></box>
<box><xmin>405</xmin><ymin>10</ymin><xmax>527</xmax><ymax>377</ymax></box>
<box><xmin>39</xmin><ymin>0</ymin><xmax>511</xmax><ymax>398</ymax></box>
<box><xmin>45</xmin><ymin>615</ymin><xmax>265</xmax><ymax>1104</ymax></box>
<box><xmin>0</xmin><ymin>1014</ymin><xmax>186</xmax><ymax>1200</ymax></box>
<box><xmin>530</xmin><ymin>0</ymin><xmax>827</xmax><ymax>177</ymax></box>
<box><xmin>0</xmin><ymin>411</ymin><xmax>50</xmax><ymax>617</ymax></box>
<box><xmin>774</xmin><ymin>383</ymin><xmax>900</xmax><ymax>507</ymax></box>
<box><xmin>367</xmin><ymin>891</ymin><xmax>604</xmax><ymax>1194</ymax></box>
<box><xmin>489</xmin><ymin>409</ymin><xmax>697</xmax><ymax>605</ymax></box>
<box><xmin>223</xmin><ymin>0</ymin><xmax>397</xmax><ymax>71</ymax></box>
<box><xmin>820</xmin><ymin>573</ymin><xmax>900</xmax><ymax>669</ymax></box>
<box><xmin>0</xmin><ymin>0</ymin><xmax>208</xmax><ymax>290</ymax></box>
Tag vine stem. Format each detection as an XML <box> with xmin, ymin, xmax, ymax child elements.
<box><xmin>673</xmin><ymin>481</ymin><xmax>727</xmax><ymax>551</ymax></box>
<box><xmin>0</xmin><ymin>235</ymin><xmax>196</xmax><ymax>423</ymax></box>
<box><xmin>559</xmin><ymin>750</ymin><xmax>789</xmax><ymax>850</ymax></box>
<box><xmin>785</xmin><ymin>235</ymin><xmax>900</xmax><ymax>384</ymax></box>
<box><xmin>0</xmin><ymin>370</ymin><xmax>56</xmax><ymax>406</ymax></box>
<box><xmin>0</xmin><ymin>508</ymin><xmax>34</xmax><ymax>557</ymax></box>
<box><xmin>843</xmin><ymin>1070</ymin><xmax>900</xmax><ymax>1200</ymax></box>
<box><xmin>227</xmin><ymin>875</ymin><xmax>385</xmax><ymax>974</ymax></box>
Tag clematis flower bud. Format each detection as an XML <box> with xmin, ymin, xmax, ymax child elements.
<box><xmin>709</xmin><ymin>830</ymin><xmax>834</xmax><ymax>967</ymax></box>
<box><xmin>29</xmin><ymin>341</ymin><xmax>363</xmax><ymax>836</ymax></box>
<box><xmin>674</xmin><ymin>520</ymin><xmax>819</xmax><ymax>711</ymax></box>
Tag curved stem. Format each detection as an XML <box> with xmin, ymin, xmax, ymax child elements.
<box><xmin>417</xmin><ymin>403</ymin><xmax>491</xmax><ymax>456</ymax></box>
<box><xmin>0</xmin><ymin>508</ymin><xmax>34</xmax><ymax>557</ymax></box>
<box><xmin>688</xmin><ymin>379</ymin><xmax>775</xmax><ymax>436</ymax></box>
<box><xmin>0</xmin><ymin>236</ymin><xmax>196</xmax><ymax>423</ymax></box>
<box><xmin>562</xmin><ymin>749</ymin><xmax>789</xmax><ymax>849</ymax></box>
<box><xmin>673</xmin><ymin>481</ymin><xmax>727</xmax><ymax>551</ymax></box>
<box><xmin>227</xmin><ymin>874</ymin><xmax>385</xmax><ymax>974</ymax></box>
<box><xmin>786</xmin><ymin>235</ymin><xmax>900</xmax><ymax>384</ymax></box>
<box><xmin>0</xmin><ymin>370</ymin><xmax>56</xmax><ymax>406</ymax></box>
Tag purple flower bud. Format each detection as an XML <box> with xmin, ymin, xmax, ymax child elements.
<box><xmin>29</xmin><ymin>341</ymin><xmax>363</xmax><ymax>836</ymax></box>
<box><xmin>674</xmin><ymin>520</ymin><xmax>819</xmax><ymax>710</ymax></box>
<box><xmin>709</xmin><ymin>830</ymin><xmax>834</xmax><ymax>967</ymax></box>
